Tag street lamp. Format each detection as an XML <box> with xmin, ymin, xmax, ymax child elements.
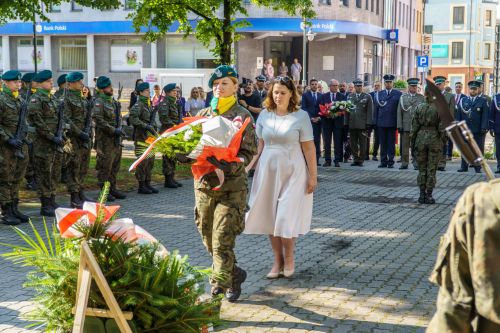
<box><xmin>301</xmin><ymin>21</ymin><xmax>315</xmax><ymax>87</ymax></box>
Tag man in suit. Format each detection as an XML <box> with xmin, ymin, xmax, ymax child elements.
<box><xmin>456</xmin><ymin>80</ymin><xmax>489</xmax><ymax>173</ymax></box>
<box><xmin>347</xmin><ymin>79</ymin><xmax>373</xmax><ymax>166</ymax></box>
<box><xmin>447</xmin><ymin>82</ymin><xmax>466</xmax><ymax>160</ymax></box>
<box><xmin>320</xmin><ymin>79</ymin><xmax>347</xmax><ymax>167</ymax></box>
<box><xmin>373</xmin><ymin>74</ymin><xmax>402</xmax><ymax>168</ymax></box>
<box><xmin>301</xmin><ymin>78</ymin><xmax>322</xmax><ymax>165</ymax></box>
<box><xmin>489</xmin><ymin>91</ymin><xmax>500</xmax><ymax>174</ymax></box>
<box><xmin>367</xmin><ymin>81</ymin><xmax>381</xmax><ymax>161</ymax></box>
<box><xmin>431</xmin><ymin>76</ymin><xmax>455</xmax><ymax>171</ymax></box>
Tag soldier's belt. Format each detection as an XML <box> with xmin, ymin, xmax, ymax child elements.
<box><xmin>419</xmin><ymin>126</ymin><xmax>438</xmax><ymax>130</ymax></box>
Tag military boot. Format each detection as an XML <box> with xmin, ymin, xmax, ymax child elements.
<box><xmin>1</xmin><ymin>203</ymin><xmax>21</xmax><ymax>225</ymax></box>
<box><xmin>164</xmin><ymin>175</ymin><xmax>178</xmax><ymax>189</ymax></box>
<box><xmin>145</xmin><ymin>181</ymin><xmax>159</xmax><ymax>194</ymax></box>
<box><xmin>50</xmin><ymin>194</ymin><xmax>60</xmax><ymax>209</ymax></box>
<box><xmin>79</xmin><ymin>190</ymin><xmax>92</xmax><ymax>203</ymax></box>
<box><xmin>40</xmin><ymin>197</ymin><xmax>55</xmax><ymax>217</ymax></box>
<box><xmin>425</xmin><ymin>189</ymin><xmax>435</xmax><ymax>204</ymax></box>
<box><xmin>109</xmin><ymin>187</ymin><xmax>127</xmax><ymax>200</ymax></box>
<box><xmin>174</xmin><ymin>178</ymin><xmax>183</xmax><ymax>187</ymax></box>
<box><xmin>98</xmin><ymin>183</ymin><xmax>115</xmax><ymax>202</ymax></box>
<box><xmin>138</xmin><ymin>181</ymin><xmax>153</xmax><ymax>194</ymax></box>
<box><xmin>225</xmin><ymin>266</ymin><xmax>247</xmax><ymax>303</ymax></box>
<box><xmin>70</xmin><ymin>192</ymin><xmax>84</xmax><ymax>209</ymax></box>
<box><xmin>12</xmin><ymin>199</ymin><xmax>29</xmax><ymax>223</ymax></box>
<box><xmin>418</xmin><ymin>186</ymin><xmax>426</xmax><ymax>204</ymax></box>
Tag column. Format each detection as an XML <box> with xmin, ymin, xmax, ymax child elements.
<box><xmin>86</xmin><ymin>35</ymin><xmax>95</xmax><ymax>87</ymax></box>
<box><xmin>2</xmin><ymin>36</ymin><xmax>10</xmax><ymax>72</ymax></box>
<box><xmin>402</xmin><ymin>47</ymin><xmax>408</xmax><ymax>78</ymax></box>
<box><xmin>151</xmin><ymin>42</ymin><xmax>157</xmax><ymax>68</ymax></box>
<box><xmin>43</xmin><ymin>35</ymin><xmax>51</xmax><ymax>70</ymax></box>
<box><xmin>395</xmin><ymin>45</ymin><xmax>402</xmax><ymax>77</ymax></box>
<box><xmin>408</xmin><ymin>49</ymin><xmax>415</xmax><ymax>77</ymax></box>
<box><xmin>356</xmin><ymin>35</ymin><xmax>365</xmax><ymax>79</ymax></box>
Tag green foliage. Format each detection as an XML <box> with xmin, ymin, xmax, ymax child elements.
<box><xmin>138</xmin><ymin>124</ymin><xmax>203</xmax><ymax>159</ymax></box>
<box><xmin>1</xmin><ymin>183</ymin><xmax>219</xmax><ymax>332</ymax></box>
<box><xmin>393</xmin><ymin>80</ymin><xmax>408</xmax><ymax>89</ymax></box>
<box><xmin>130</xmin><ymin>0</ymin><xmax>315</xmax><ymax>63</ymax></box>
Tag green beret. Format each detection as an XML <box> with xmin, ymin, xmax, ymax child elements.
<box><xmin>21</xmin><ymin>72</ymin><xmax>35</xmax><ymax>83</ymax></box>
<box><xmin>33</xmin><ymin>70</ymin><xmax>53</xmax><ymax>83</ymax></box>
<box><xmin>468</xmin><ymin>80</ymin><xmax>480</xmax><ymax>89</ymax></box>
<box><xmin>407</xmin><ymin>78</ymin><xmax>420</xmax><ymax>86</ymax></box>
<box><xmin>66</xmin><ymin>72</ymin><xmax>84</xmax><ymax>83</ymax></box>
<box><xmin>163</xmin><ymin>83</ymin><xmax>176</xmax><ymax>93</ymax></box>
<box><xmin>433</xmin><ymin>76</ymin><xmax>446</xmax><ymax>85</ymax></box>
<box><xmin>2</xmin><ymin>70</ymin><xmax>22</xmax><ymax>81</ymax></box>
<box><xmin>96</xmin><ymin>76</ymin><xmax>111</xmax><ymax>89</ymax></box>
<box><xmin>136</xmin><ymin>82</ymin><xmax>150</xmax><ymax>92</ymax></box>
<box><xmin>208</xmin><ymin>65</ymin><xmax>238</xmax><ymax>89</ymax></box>
<box><xmin>57</xmin><ymin>74</ymin><xmax>67</xmax><ymax>86</ymax></box>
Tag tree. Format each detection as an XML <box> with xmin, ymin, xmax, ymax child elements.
<box><xmin>0</xmin><ymin>0</ymin><xmax>121</xmax><ymax>23</ymax></box>
<box><xmin>130</xmin><ymin>0</ymin><xmax>316</xmax><ymax>64</ymax></box>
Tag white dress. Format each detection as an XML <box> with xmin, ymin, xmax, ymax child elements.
<box><xmin>245</xmin><ymin>109</ymin><xmax>314</xmax><ymax>238</ymax></box>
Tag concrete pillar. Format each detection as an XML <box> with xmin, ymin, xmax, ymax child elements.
<box><xmin>402</xmin><ymin>47</ymin><xmax>408</xmax><ymax>78</ymax></box>
<box><xmin>356</xmin><ymin>35</ymin><xmax>365</xmax><ymax>79</ymax></box>
<box><xmin>151</xmin><ymin>42</ymin><xmax>157</xmax><ymax>68</ymax></box>
<box><xmin>395</xmin><ymin>46</ymin><xmax>402</xmax><ymax>77</ymax></box>
<box><xmin>86</xmin><ymin>35</ymin><xmax>95</xmax><ymax>87</ymax></box>
<box><xmin>2</xmin><ymin>36</ymin><xmax>10</xmax><ymax>72</ymax></box>
<box><xmin>43</xmin><ymin>35</ymin><xmax>51</xmax><ymax>70</ymax></box>
<box><xmin>408</xmin><ymin>49</ymin><xmax>415</xmax><ymax>77</ymax></box>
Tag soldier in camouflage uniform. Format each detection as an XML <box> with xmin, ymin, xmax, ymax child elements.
<box><xmin>19</xmin><ymin>72</ymin><xmax>35</xmax><ymax>100</ymax></box>
<box><xmin>63</xmin><ymin>72</ymin><xmax>92</xmax><ymax>208</ymax></box>
<box><xmin>129</xmin><ymin>82</ymin><xmax>158</xmax><ymax>195</ymax></box>
<box><xmin>195</xmin><ymin>65</ymin><xmax>257</xmax><ymax>302</ymax></box>
<box><xmin>158</xmin><ymin>83</ymin><xmax>182</xmax><ymax>188</ymax></box>
<box><xmin>53</xmin><ymin>74</ymin><xmax>67</xmax><ymax>100</ymax></box>
<box><xmin>0</xmin><ymin>70</ymin><xmax>30</xmax><ymax>225</ymax></box>
<box><xmin>27</xmin><ymin>70</ymin><xmax>64</xmax><ymax>217</ymax></box>
<box><xmin>397</xmin><ymin>78</ymin><xmax>425</xmax><ymax>170</ymax></box>
<box><xmin>410</xmin><ymin>86</ymin><xmax>447</xmax><ymax>204</ymax></box>
<box><xmin>54</xmin><ymin>74</ymin><xmax>69</xmax><ymax>183</ymax></box>
<box><xmin>427</xmin><ymin>178</ymin><xmax>500</xmax><ymax>333</ymax></box>
<box><xmin>432</xmin><ymin>76</ymin><xmax>455</xmax><ymax>171</ymax></box>
<box><xmin>347</xmin><ymin>78</ymin><xmax>373</xmax><ymax>166</ymax></box>
<box><xmin>92</xmin><ymin>76</ymin><xmax>127</xmax><ymax>201</ymax></box>
<box><xmin>20</xmin><ymin>73</ymin><xmax>38</xmax><ymax>191</ymax></box>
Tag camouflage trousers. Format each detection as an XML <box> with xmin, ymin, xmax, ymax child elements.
<box><xmin>349</xmin><ymin>129</ymin><xmax>367</xmax><ymax>164</ymax></box>
<box><xmin>162</xmin><ymin>155</ymin><xmax>176</xmax><ymax>177</ymax></box>
<box><xmin>24</xmin><ymin>142</ymin><xmax>35</xmax><ymax>179</ymax></box>
<box><xmin>0</xmin><ymin>144</ymin><xmax>28</xmax><ymax>205</ymax></box>
<box><xmin>415</xmin><ymin>142</ymin><xmax>442</xmax><ymax>190</ymax></box>
<box><xmin>33</xmin><ymin>144</ymin><xmax>63</xmax><ymax>197</ymax></box>
<box><xmin>96</xmin><ymin>138</ymin><xmax>122</xmax><ymax>187</ymax></box>
<box><xmin>66</xmin><ymin>140</ymin><xmax>91</xmax><ymax>193</ymax></box>
<box><xmin>194</xmin><ymin>189</ymin><xmax>246</xmax><ymax>289</ymax></box>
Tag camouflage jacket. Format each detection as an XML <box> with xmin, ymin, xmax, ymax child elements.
<box><xmin>427</xmin><ymin>179</ymin><xmax>500</xmax><ymax>332</ymax></box>
<box><xmin>64</xmin><ymin>89</ymin><xmax>87</xmax><ymax>139</ymax></box>
<box><xmin>410</xmin><ymin>102</ymin><xmax>447</xmax><ymax>149</ymax></box>
<box><xmin>396</xmin><ymin>93</ymin><xmax>425</xmax><ymax>131</ymax></box>
<box><xmin>53</xmin><ymin>88</ymin><xmax>65</xmax><ymax>101</ymax></box>
<box><xmin>158</xmin><ymin>96</ymin><xmax>180</xmax><ymax>132</ymax></box>
<box><xmin>129</xmin><ymin>97</ymin><xmax>153</xmax><ymax>143</ymax></box>
<box><xmin>195</xmin><ymin>103</ymin><xmax>257</xmax><ymax>192</ymax></box>
<box><xmin>0</xmin><ymin>90</ymin><xmax>22</xmax><ymax>144</ymax></box>
<box><xmin>93</xmin><ymin>93</ymin><xmax>119</xmax><ymax>139</ymax></box>
<box><xmin>27</xmin><ymin>89</ymin><xmax>60</xmax><ymax>143</ymax></box>
<box><xmin>347</xmin><ymin>92</ymin><xmax>373</xmax><ymax>130</ymax></box>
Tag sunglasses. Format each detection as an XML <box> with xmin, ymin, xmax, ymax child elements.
<box><xmin>274</xmin><ymin>76</ymin><xmax>292</xmax><ymax>83</ymax></box>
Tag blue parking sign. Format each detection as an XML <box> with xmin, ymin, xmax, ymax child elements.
<box><xmin>417</xmin><ymin>56</ymin><xmax>429</xmax><ymax>67</ymax></box>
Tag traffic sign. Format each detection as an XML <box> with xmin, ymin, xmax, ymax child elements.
<box><xmin>417</xmin><ymin>56</ymin><xmax>429</xmax><ymax>67</ymax></box>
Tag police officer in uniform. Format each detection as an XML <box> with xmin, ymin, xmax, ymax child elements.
<box><xmin>432</xmin><ymin>76</ymin><xmax>455</xmax><ymax>171</ymax></box>
<box><xmin>92</xmin><ymin>76</ymin><xmax>127</xmax><ymax>201</ymax></box>
<box><xmin>158</xmin><ymin>83</ymin><xmax>182</xmax><ymax>188</ymax></box>
<box><xmin>195</xmin><ymin>65</ymin><xmax>257</xmax><ymax>302</ymax></box>
<box><xmin>347</xmin><ymin>79</ymin><xmax>373</xmax><ymax>166</ymax></box>
<box><xmin>27</xmin><ymin>70</ymin><xmax>64</xmax><ymax>216</ymax></box>
<box><xmin>129</xmin><ymin>82</ymin><xmax>158</xmax><ymax>194</ymax></box>
<box><xmin>397</xmin><ymin>78</ymin><xmax>425</xmax><ymax>170</ymax></box>
<box><xmin>255</xmin><ymin>75</ymin><xmax>267</xmax><ymax>100</ymax></box>
<box><xmin>0</xmin><ymin>70</ymin><xmax>30</xmax><ymax>225</ymax></box>
<box><xmin>456</xmin><ymin>80</ymin><xmax>489</xmax><ymax>173</ymax></box>
<box><xmin>63</xmin><ymin>72</ymin><xmax>92</xmax><ymax>208</ymax></box>
<box><xmin>373</xmin><ymin>74</ymin><xmax>402</xmax><ymax>168</ymax></box>
<box><xmin>489</xmin><ymin>91</ymin><xmax>500</xmax><ymax>174</ymax></box>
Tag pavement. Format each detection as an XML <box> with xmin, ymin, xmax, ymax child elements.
<box><xmin>0</xmin><ymin>158</ymin><xmax>493</xmax><ymax>333</ymax></box>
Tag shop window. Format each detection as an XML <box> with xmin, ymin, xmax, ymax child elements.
<box><xmin>166</xmin><ymin>38</ymin><xmax>216</xmax><ymax>69</ymax></box>
<box><xmin>110</xmin><ymin>39</ymin><xmax>143</xmax><ymax>72</ymax></box>
<box><xmin>60</xmin><ymin>39</ymin><xmax>87</xmax><ymax>70</ymax></box>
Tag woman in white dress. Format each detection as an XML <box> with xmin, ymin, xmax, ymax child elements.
<box><xmin>185</xmin><ymin>87</ymin><xmax>205</xmax><ymax>116</ymax></box>
<box><xmin>245</xmin><ymin>76</ymin><xmax>317</xmax><ymax>278</ymax></box>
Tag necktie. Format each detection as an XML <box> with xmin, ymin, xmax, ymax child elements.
<box><xmin>313</xmin><ymin>92</ymin><xmax>316</xmax><ymax>102</ymax></box>
<box><xmin>333</xmin><ymin>93</ymin><xmax>336</xmax><ymax>101</ymax></box>
<box><xmin>455</xmin><ymin>95</ymin><xmax>459</xmax><ymax>103</ymax></box>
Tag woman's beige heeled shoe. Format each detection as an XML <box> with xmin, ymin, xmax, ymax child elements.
<box><xmin>283</xmin><ymin>269</ymin><xmax>294</xmax><ymax>278</ymax></box>
<box><xmin>266</xmin><ymin>269</ymin><xmax>283</xmax><ymax>279</ymax></box>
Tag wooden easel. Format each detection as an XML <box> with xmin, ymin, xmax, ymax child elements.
<box><xmin>72</xmin><ymin>240</ymin><xmax>133</xmax><ymax>333</ymax></box>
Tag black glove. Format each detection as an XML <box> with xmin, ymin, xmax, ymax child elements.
<box><xmin>114</xmin><ymin>128</ymin><xmax>123</xmax><ymax>137</ymax></box>
<box><xmin>207</xmin><ymin>156</ymin><xmax>232</xmax><ymax>172</ymax></box>
<box><xmin>145</xmin><ymin>124</ymin><xmax>155</xmax><ymax>134</ymax></box>
<box><xmin>52</xmin><ymin>136</ymin><xmax>64</xmax><ymax>146</ymax></box>
<box><xmin>7</xmin><ymin>138</ymin><xmax>23</xmax><ymax>149</ymax></box>
<box><xmin>490</xmin><ymin>130</ymin><xmax>495</xmax><ymax>137</ymax></box>
<box><xmin>175</xmin><ymin>153</ymin><xmax>195</xmax><ymax>164</ymax></box>
<box><xmin>79</xmin><ymin>131</ymin><xmax>90</xmax><ymax>142</ymax></box>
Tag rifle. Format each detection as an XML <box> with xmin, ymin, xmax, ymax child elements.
<box><xmin>114</xmin><ymin>83</ymin><xmax>124</xmax><ymax>147</ymax></box>
<box><xmin>13</xmin><ymin>84</ymin><xmax>32</xmax><ymax>159</ymax></box>
<box><xmin>82</xmin><ymin>96</ymin><xmax>94</xmax><ymax>149</ymax></box>
<box><xmin>54</xmin><ymin>89</ymin><xmax>67</xmax><ymax>153</ymax></box>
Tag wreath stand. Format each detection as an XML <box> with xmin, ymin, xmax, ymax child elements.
<box><xmin>72</xmin><ymin>241</ymin><xmax>133</xmax><ymax>333</ymax></box>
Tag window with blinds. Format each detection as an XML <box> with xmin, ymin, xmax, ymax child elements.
<box><xmin>60</xmin><ymin>39</ymin><xmax>87</xmax><ymax>70</ymax></box>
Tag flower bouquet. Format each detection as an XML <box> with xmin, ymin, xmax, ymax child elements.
<box><xmin>131</xmin><ymin>116</ymin><xmax>251</xmax><ymax>190</ymax></box>
<box><xmin>319</xmin><ymin>100</ymin><xmax>354</xmax><ymax>118</ymax></box>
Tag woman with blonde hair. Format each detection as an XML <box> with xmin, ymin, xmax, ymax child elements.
<box><xmin>245</xmin><ymin>76</ymin><xmax>317</xmax><ymax>279</ymax></box>
<box><xmin>184</xmin><ymin>87</ymin><xmax>205</xmax><ymax>116</ymax></box>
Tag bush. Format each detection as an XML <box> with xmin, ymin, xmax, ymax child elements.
<box><xmin>393</xmin><ymin>80</ymin><xmax>408</xmax><ymax>89</ymax></box>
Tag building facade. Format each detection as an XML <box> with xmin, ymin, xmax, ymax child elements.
<box><xmin>424</xmin><ymin>0</ymin><xmax>498</xmax><ymax>93</ymax></box>
<box><xmin>0</xmin><ymin>0</ymin><xmax>423</xmax><ymax>89</ymax></box>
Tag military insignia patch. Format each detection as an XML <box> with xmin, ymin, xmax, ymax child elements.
<box><xmin>215</xmin><ymin>69</ymin><xmax>222</xmax><ymax>78</ymax></box>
